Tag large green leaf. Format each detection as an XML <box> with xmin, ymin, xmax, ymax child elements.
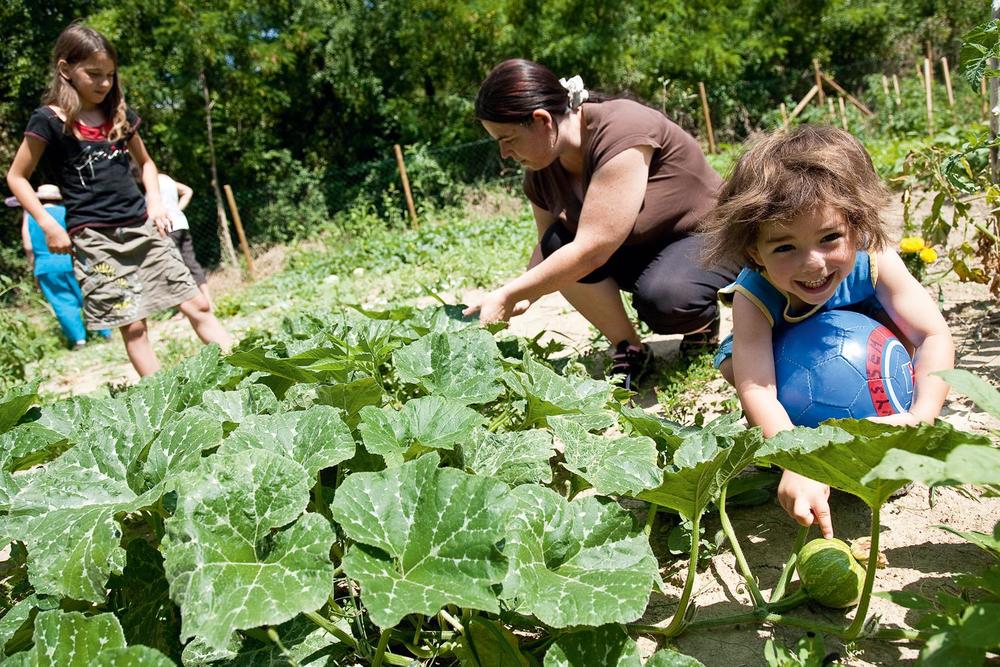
<box><xmin>920</xmin><ymin>603</ymin><xmax>1000</xmax><ymax>665</ymax></box>
<box><xmin>504</xmin><ymin>357</ymin><xmax>612</xmax><ymax>426</ymax></box>
<box><xmin>0</xmin><ymin>595</ymin><xmax>58</xmax><ymax>656</ymax></box>
<box><xmin>458</xmin><ymin>427</ymin><xmax>555</xmax><ymax>486</ymax></box>
<box><xmin>639</xmin><ymin>421</ymin><xmax>763</xmax><ymax>520</ymax></box>
<box><xmin>502</xmin><ymin>485</ymin><xmax>660</xmax><ymax>628</ymax></box>
<box><xmin>0</xmin><ymin>382</ymin><xmax>39</xmax><ymax>435</ymax></box>
<box><xmin>358</xmin><ymin>396</ymin><xmax>484</xmax><ymax>466</ymax></box>
<box><xmin>227</xmin><ymin>343</ymin><xmax>349</xmax><ymax>384</ymax></box>
<box><xmin>331</xmin><ymin>453</ymin><xmax>509</xmax><ymax>628</ymax></box>
<box><xmin>861</xmin><ymin>444</ymin><xmax>1000</xmax><ymax>489</ymax></box>
<box><xmin>1</xmin><ymin>432</ymin><xmax>166</xmax><ymax>602</ymax></box>
<box><xmin>314</xmin><ymin>377</ymin><xmax>385</xmax><ymax>419</ymax></box>
<box><xmin>550</xmin><ymin>416</ymin><xmax>660</xmax><ymax>497</ymax></box>
<box><xmin>453</xmin><ymin>616</ymin><xmax>531</xmax><ymax>667</ymax></box>
<box><xmin>0</xmin><ymin>424</ymin><xmax>68</xmax><ymax>473</ymax></box>
<box><xmin>393</xmin><ymin>329</ymin><xmax>504</xmax><ymax>405</ymax></box>
<box><xmin>937</xmin><ymin>369</ymin><xmax>1000</xmax><ymax>420</ymax></box>
<box><xmin>162</xmin><ymin>449</ymin><xmax>336</xmax><ymax>650</ymax></box>
<box><xmin>88</xmin><ymin>646</ymin><xmax>176</xmax><ymax>666</ymax></box>
<box><xmin>142</xmin><ymin>409</ymin><xmax>225</xmax><ymax>490</ymax></box>
<box><xmin>199</xmin><ymin>384</ymin><xmax>279</xmax><ymax>427</ymax></box>
<box><xmin>960</xmin><ymin>19</ymin><xmax>1000</xmax><ymax>89</ymax></box>
<box><xmin>759</xmin><ymin>421</ymin><xmax>988</xmax><ymax>509</ymax></box>
<box><xmin>618</xmin><ymin>405</ymin><xmax>687</xmax><ymax>454</ymax></box>
<box><xmin>220</xmin><ymin>406</ymin><xmax>355</xmax><ymax>477</ymax></box>
<box><xmin>645</xmin><ymin>649</ymin><xmax>706</xmax><ymax>666</ymax></box>
<box><xmin>542</xmin><ymin>625</ymin><xmax>641</xmax><ymax>667</ymax></box>
<box><xmin>12</xmin><ymin>610</ymin><xmax>126</xmax><ymax>666</ymax></box>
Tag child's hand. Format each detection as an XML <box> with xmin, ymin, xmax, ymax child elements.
<box><xmin>44</xmin><ymin>226</ymin><xmax>72</xmax><ymax>254</ymax></box>
<box><xmin>147</xmin><ymin>205</ymin><xmax>172</xmax><ymax>237</ymax></box>
<box><xmin>777</xmin><ymin>470</ymin><xmax>833</xmax><ymax>538</ymax></box>
<box><xmin>868</xmin><ymin>412</ymin><xmax>921</xmax><ymax>427</ymax></box>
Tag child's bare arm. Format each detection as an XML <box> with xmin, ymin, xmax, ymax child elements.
<box><xmin>873</xmin><ymin>249</ymin><xmax>954</xmax><ymax>424</ymax></box>
<box><xmin>175</xmin><ymin>181</ymin><xmax>193</xmax><ymax>211</ymax></box>
<box><xmin>6</xmin><ymin>138</ymin><xmax>70</xmax><ymax>253</ymax></box>
<box><xmin>128</xmin><ymin>132</ymin><xmax>170</xmax><ymax>236</ymax></box>
<box><xmin>731</xmin><ymin>293</ymin><xmax>835</xmax><ymax>538</ymax></box>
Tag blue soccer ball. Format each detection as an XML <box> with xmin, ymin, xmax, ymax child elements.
<box><xmin>773</xmin><ymin>310</ymin><xmax>914</xmax><ymax>427</ymax></box>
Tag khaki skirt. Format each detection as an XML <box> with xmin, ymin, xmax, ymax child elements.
<box><xmin>73</xmin><ymin>220</ymin><xmax>199</xmax><ymax>329</ymax></box>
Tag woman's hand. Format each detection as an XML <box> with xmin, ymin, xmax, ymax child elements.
<box><xmin>777</xmin><ymin>469</ymin><xmax>834</xmax><ymax>538</ymax></box>
<box><xmin>147</xmin><ymin>205</ymin><xmax>172</xmax><ymax>237</ymax></box>
<box><xmin>462</xmin><ymin>288</ymin><xmax>531</xmax><ymax>325</ymax></box>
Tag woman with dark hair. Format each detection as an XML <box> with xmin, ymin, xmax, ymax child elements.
<box><xmin>464</xmin><ymin>59</ymin><xmax>736</xmax><ymax>389</ymax></box>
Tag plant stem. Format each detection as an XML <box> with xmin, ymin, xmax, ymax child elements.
<box><xmin>771</xmin><ymin>524</ymin><xmax>810</xmax><ymax>603</ymax></box>
<box><xmin>844</xmin><ymin>506</ymin><xmax>881</xmax><ymax>640</ymax></box>
<box><xmin>312</xmin><ymin>473</ymin><xmax>332</xmax><ymax>521</ymax></box>
<box><xmin>439</xmin><ymin>609</ymin><xmax>464</xmax><ymax>633</ymax></box>
<box><xmin>717</xmin><ymin>486</ymin><xmax>766</xmax><ymax>608</ymax></box>
<box><xmin>635</xmin><ymin>589</ymin><xmax>809</xmax><ymax>635</ymax></box>
<box><xmin>371</xmin><ymin>628</ymin><xmax>392</xmax><ymax>667</ymax></box>
<box><xmin>644</xmin><ymin>503</ymin><xmax>658</xmax><ymax>537</ymax></box>
<box><xmin>659</xmin><ymin>511</ymin><xmax>701</xmax><ymax>636</ymax></box>
<box><xmin>304</xmin><ymin>610</ymin><xmax>357</xmax><ymax>649</ymax></box>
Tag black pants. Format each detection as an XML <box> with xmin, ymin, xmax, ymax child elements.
<box><xmin>540</xmin><ymin>221</ymin><xmax>737</xmax><ymax>335</ymax></box>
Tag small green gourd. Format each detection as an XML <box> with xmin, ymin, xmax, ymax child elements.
<box><xmin>796</xmin><ymin>537</ymin><xmax>867</xmax><ymax>608</ymax></box>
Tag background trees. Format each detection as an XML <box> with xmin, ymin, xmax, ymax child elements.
<box><xmin>0</xmin><ymin>0</ymin><xmax>988</xmax><ymax>268</ymax></box>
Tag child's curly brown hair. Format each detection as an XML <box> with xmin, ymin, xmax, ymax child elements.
<box><xmin>701</xmin><ymin>125</ymin><xmax>891</xmax><ymax>269</ymax></box>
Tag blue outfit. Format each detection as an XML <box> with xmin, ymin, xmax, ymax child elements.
<box><xmin>28</xmin><ymin>205</ymin><xmax>111</xmax><ymax>344</ymax></box>
<box><xmin>714</xmin><ymin>250</ymin><xmax>881</xmax><ymax>367</ymax></box>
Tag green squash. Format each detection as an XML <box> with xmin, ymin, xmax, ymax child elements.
<box><xmin>796</xmin><ymin>538</ymin><xmax>866</xmax><ymax>608</ymax></box>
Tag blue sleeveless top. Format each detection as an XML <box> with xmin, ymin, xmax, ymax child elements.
<box><xmin>714</xmin><ymin>250</ymin><xmax>882</xmax><ymax>365</ymax></box>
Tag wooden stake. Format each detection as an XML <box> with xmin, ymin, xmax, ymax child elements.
<box><xmin>698</xmin><ymin>82</ymin><xmax>716</xmax><ymax>154</ymax></box>
<box><xmin>924</xmin><ymin>57</ymin><xmax>934</xmax><ymax>135</ymax></box>
<box><xmin>790</xmin><ymin>85</ymin><xmax>819</xmax><ymax>119</ymax></box>
<box><xmin>222</xmin><ymin>184</ymin><xmax>257</xmax><ymax>280</ymax></box>
<box><xmin>892</xmin><ymin>74</ymin><xmax>902</xmax><ymax>105</ymax></box>
<box><xmin>881</xmin><ymin>75</ymin><xmax>890</xmax><ymax>99</ymax></box>
<box><xmin>393</xmin><ymin>144</ymin><xmax>419</xmax><ymax>228</ymax></box>
<box><xmin>821</xmin><ymin>72</ymin><xmax>874</xmax><ymax>116</ymax></box>
<box><xmin>813</xmin><ymin>59</ymin><xmax>825</xmax><ymax>105</ymax></box>
<box><xmin>827</xmin><ymin>97</ymin><xmax>836</xmax><ymax>123</ymax></box>
<box><xmin>983</xmin><ymin>76</ymin><xmax>989</xmax><ymax>118</ymax></box>
<box><xmin>779</xmin><ymin>102</ymin><xmax>789</xmax><ymax>129</ymax></box>
<box><xmin>838</xmin><ymin>96</ymin><xmax>848</xmax><ymax>130</ymax></box>
<box><xmin>940</xmin><ymin>56</ymin><xmax>954</xmax><ymax>107</ymax></box>
<box><xmin>916</xmin><ymin>63</ymin><xmax>924</xmax><ymax>85</ymax></box>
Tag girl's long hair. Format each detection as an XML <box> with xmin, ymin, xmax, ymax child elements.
<box><xmin>43</xmin><ymin>22</ymin><xmax>129</xmax><ymax>143</ymax></box>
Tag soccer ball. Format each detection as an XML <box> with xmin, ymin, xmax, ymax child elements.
<box><xmin>773</xmin><ymin>310</ymin><xmax>914</xmax><ymax>427</ymax></box>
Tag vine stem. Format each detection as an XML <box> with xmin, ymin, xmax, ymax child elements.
<box><xmin>659</xmin><ymin>511</ymin><xmax>701</xmax><ymax>636</ymax></box>
<box><xmin>371</xmin><ymin>629</ymin><xmax>392</xmax><ymax>667</ymax></box>
<box><xmin>844</xmin><ymin>505</ymin><xmax>881</xmax><ymax>640</ymax></box>
<box><xmin>644</xmin><ymin>503</ymin><xmax>658</xmax><ymax>537</ymax></box>
<box><xmin>303</xmin><ymin>610</ymin><xmax>357</xmax><ymax>649</ymax></box>
<box><xmin>771</xmin><ymin>524</ymin><xmax>810</xmax><ymax>603</ymax></box>
<box><xmin>717</xmin><ymin>486</ymin><xmax>766</xmax><ymax>608</ymax></box>
<box><xmin>633</xmin><ymin>589</ymin><xmax>809</xmax><ymax>636</ymax></box>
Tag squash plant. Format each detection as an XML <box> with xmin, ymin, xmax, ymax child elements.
<box><xmin>0</xmin><ymin>305</ymin><xmax>995</xmax><ymax>666</ymax></box>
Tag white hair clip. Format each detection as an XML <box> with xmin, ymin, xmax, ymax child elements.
<box><xmin>559</xmin><ymin>75</ymin><xmax>589</xmax><ymax>110</ymax></box>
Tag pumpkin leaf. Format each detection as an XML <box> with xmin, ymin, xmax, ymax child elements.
<box><xmin>393</xmin><ymin>329</ymin><xmax>504</xmax><ymax>405</ymax></box>
<box><xmin>331</xmin><ymin>453</ymin><xmax>509</xmax><ymax>628</ymax></box>
<box><xmin>502</xmin><ymin>485</ymin><xmax>660</xmax><ymax>628</ymax></box>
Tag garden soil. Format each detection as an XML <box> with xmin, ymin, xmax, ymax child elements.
<box><xmin>36</xmin><ymin>193</ymin><xmax>1000</xmax><ymax>666</ymax></box>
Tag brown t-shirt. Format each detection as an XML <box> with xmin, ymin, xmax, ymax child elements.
<box><xmin>523</xmin><ymin>98</ymin><xmax>721</xmax><ymax>247</ymax></box>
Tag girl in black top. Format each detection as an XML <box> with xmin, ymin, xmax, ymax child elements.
<box><xmin>6</xmin><ymin>22</ymin><xmax>231</xmax><ymax>377</ymax></box>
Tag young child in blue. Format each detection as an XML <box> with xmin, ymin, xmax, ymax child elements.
<box><xmin>701</xmin><ymin>125</ymin><xmax>954</xmax><ymax>539</ymax></box>
<box><xmin>12</xmin><ymin>184</ymin><xmax>110</xmax><ymax>347</ymax></box>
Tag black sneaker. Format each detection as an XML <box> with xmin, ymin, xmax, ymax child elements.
<box><xmin>610</xmin><ymin>341</ymin><xmax>653</xmax><ymax>392</ymax></box>
<box><xmin>679</xmin><ymin>315</ymin><xmax>721</xmax><ymax>356</ymax></box>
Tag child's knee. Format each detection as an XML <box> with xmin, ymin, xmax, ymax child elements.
<box><xmin>719</xmin><ymin>357</ymin><xmax>735</xmax><ymax>385</ymax></box>
<box><xmin>119</xmin><ymin>320</ymin><xmax>147</xmax><ymax>342</ymax></box>
<box><xmin>182</xmin><ymin>294</ymin><xmax>211</xmax><ymax>316</ymax></box>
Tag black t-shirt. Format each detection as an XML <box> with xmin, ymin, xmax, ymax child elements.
<box><xmin>25</xmin><ymin>106</ymin><xmax>147</xmax><ymax>229</ymax></box>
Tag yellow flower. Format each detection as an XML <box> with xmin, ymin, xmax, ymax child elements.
<box><xmin>899</xmin><ymin>237</ymin><xmax>925</xmax><ymax>253</ymax></box>
<box><xmin>919</xmin><ymin>247</ymin><xmax>938</xmax><ymax>263</ymax></box>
